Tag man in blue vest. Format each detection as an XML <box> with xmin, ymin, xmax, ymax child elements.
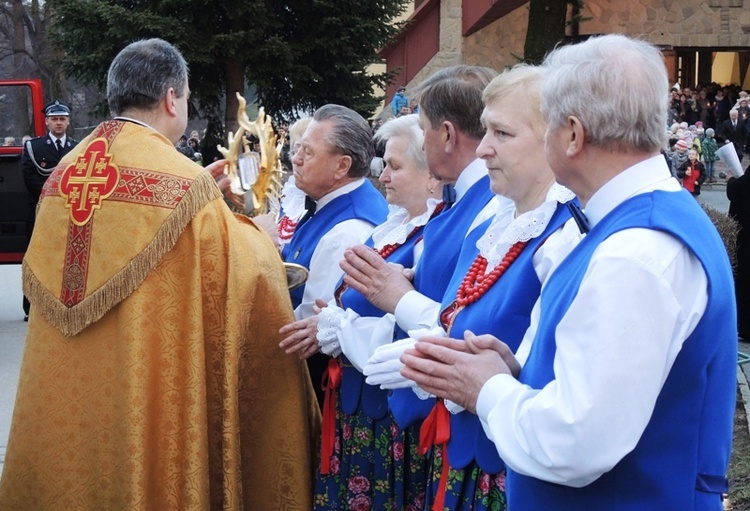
<box><xmin>278</xmin><ymin>104</ymin><xmax>388</xmax><ymax>407</ymax></box>
<box><xmin>399</xmin><ymin>35</ymin><xmax>737</xmax><ymax>511</ymax></box>
<box><xmin>340</xmin><ymin>66</ymin><xmax>503</xmax><ymax>332</ymax></box>
<box><xmin>339</xmin><ymin>66</ymin><xmax>511</xmax><ymax>434</ymax></box>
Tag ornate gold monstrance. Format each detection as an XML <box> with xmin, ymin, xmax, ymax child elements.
<box><xmin>217</xmin><ymin>93</ymin><xmax>308</xmax><ymax>290</ymax></box>
<box><xmin>218</xmin><ymin>92</ymin><xmax>284</xmax><ymax>217</ymax></box>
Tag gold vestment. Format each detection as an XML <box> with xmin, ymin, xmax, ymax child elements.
<box><xmin>0</xmin><ymin>120</ymin><xmax>320</xmax><ymax>510</ymax></box>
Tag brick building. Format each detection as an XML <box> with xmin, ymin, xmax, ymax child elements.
<box><xmin>381</xmin><ymin>0</ymin><xmax>750</xmax><ymax>108</ymax></box>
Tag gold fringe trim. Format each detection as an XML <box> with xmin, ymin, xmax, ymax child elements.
<box><xmin>24</xmin><ymin>171</ymin><xmax>222</xmax><ymax>337</ymax></box>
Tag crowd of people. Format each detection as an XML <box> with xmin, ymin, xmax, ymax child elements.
<box><xmin>0</xmin><ymin>34</ymin><xmax>740</xmax><ymax>511</ymax></box>
<box><xmin>665</xmin><ymin>84</ymin><xmax>750</xmax><ymax>192</ymax></box>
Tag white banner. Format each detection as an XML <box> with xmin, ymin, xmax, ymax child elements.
<box><xmin>717</xmin><ymin>143</ymin><xmax>744</xmax><ymax>177</ymax></box>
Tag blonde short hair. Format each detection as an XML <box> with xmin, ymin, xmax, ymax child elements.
<box><xmin>482</xmin><ymin>64</ymin><xmax>545</xmax><ymax>138</ymax></box>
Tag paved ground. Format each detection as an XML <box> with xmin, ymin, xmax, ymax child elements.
<box><xmin>0</xmin><ymin>263</ymin><xmax>25</xmax><ymax>477</ymax></box>
<box><xmin>0</xmin><ymin>182</ymin><xmax>738</xmax><ymax>478</ymax></box>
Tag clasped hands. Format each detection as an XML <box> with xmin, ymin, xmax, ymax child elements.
<box><xmin>340</xmin><ymin>244</ymin><xmax>416</xmax><ymax>313</ymax></box>
<box><xmin>365</xmin><ymin>329</ymin><xmax>521</xmax><ymax>414</ymax></box>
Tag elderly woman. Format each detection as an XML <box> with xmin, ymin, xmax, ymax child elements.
<box><xmin>276</xmin><ymin>118</ymin><xmax>313</xmax><ymax>245</ymax></box>
<box><xmin>282</xmin><ymin>114</ymin><xmax>439</xmax><ymax>510</ymax></box>
<box><xmin>366</xmin><ymin>65</ymin><xmax>575</xmax><ymax>511</ymax></box>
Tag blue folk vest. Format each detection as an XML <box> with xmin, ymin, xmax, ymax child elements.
<box><xmin>508</xmin><ymin>190</ymin><xmax>736</xmax><ymax>511</ymax></box>
<box><xmin>281</xmin><ymin>180</ymin><xmax>388</xmax><ymax>309</ymax></box>
<box><xmin>437</xmin><ymin>201</ymin><xmax>571</xmax><ymax>474</ymax></box>
<box><xmin>389</xmin><ymin>176</ymin><xmax>496</xmax><ymax>429</ymax></box>
<box><xmin>338</xmin><ymin>226</ymin><xmax>425</xmax><ymax>420</ymax></box>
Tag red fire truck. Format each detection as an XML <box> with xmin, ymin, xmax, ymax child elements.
<box><xmin>0</xmin><ymin>79</ymin><xmax>46</xmax><ymax>263</ymax></box>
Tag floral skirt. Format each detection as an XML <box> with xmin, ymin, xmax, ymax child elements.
<box><xmin>314</xmin><ymin>405</ymin><xmax>428</xmax><ymax>511</ymax></box>
<box><xmin>426</xmin><ymin>446</ymin><xmax>507</xmax><ymax>511</ymax></box>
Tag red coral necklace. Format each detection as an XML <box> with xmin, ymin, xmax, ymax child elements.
<box><xmin>278</xmin><ymin>215</ymin><xmax>298</xmax><ymax>241</ymax></box>
<box><xmin>440</xmin><ymin>240</ymin><xmax>528</xmax><ymax>331</ymax></box>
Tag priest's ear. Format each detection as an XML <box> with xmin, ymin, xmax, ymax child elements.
<box><xmin>164</xmin><ymin>87</ymin><xmax>180</xmax><ymax>117</ymax></box>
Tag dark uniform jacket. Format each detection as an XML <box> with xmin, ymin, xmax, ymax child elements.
<box><xmin>22</xmin><ymin>134</ymin><xmax>78</xmax><ymax>203</ymax></box>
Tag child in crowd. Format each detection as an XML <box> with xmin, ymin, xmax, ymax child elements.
<box><xmin>666</xmin><ymin>138</ymin><xmax>690</xmax><ymax>176</ymax></box>
<box><xmin>692</xmin><ymin>127</ymin><xmax>703</xmax><ymax>157</ymax></box>
<box><xmin>702</xmin><ymin>128</ymin><xmax>719</xmax><ymax>182</ymax></box>
<box><xmin>677</xmin><ymin>148</ymin><xmax>706</xmax><ymax>196</ymax></box>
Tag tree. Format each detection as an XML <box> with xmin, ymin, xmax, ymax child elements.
<box><xmin>523</xmin><ymin>0</ymin><xmax>588</xmax><ymax>64</ymax></box>
<box><xmin>0</xmin><ymin>0</ymin><xmax>68</xmax><ymax>99</ymax></box>
<box><xmin>47</xmin><ymin>0</ymin><xmax>410</xmax><ymax>132</ymax></box>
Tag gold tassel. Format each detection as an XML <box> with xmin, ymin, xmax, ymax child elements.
<box><xmin>24</xmin><ymin>171</ymin><xmax>222</xmax><ymax>337</ymax></box>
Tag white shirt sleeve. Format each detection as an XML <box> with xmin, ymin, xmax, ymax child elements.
<box><xmin>294</xmin><ymin>218</ymin><xmax>375</xmax><ymax>320</ymax></box>
<box><xmin>391</xmin><ymin>200</ymin><xmax>509</xmax><ymax>333</ymax></box>
<box><xmin>475</xmin><ymin>227</ymin><xmax>708</xmax><ymax>487</ymax></box>
<box><xmin>336</xmin><ymin>237</ymin><xmax>426</xmax><ymax>370</ymax></box>
<box><xmin>338</xmin><ymin>313</ymin><xmax>397</xmax><ymax>372</ymax></box>
<box><xmin>393</xmin><ymin>290</ymin><xmax>441</xmax><ymax>332</ymax></box>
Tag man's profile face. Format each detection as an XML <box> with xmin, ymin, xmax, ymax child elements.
<box><xmin>291</xmin><ymin>119</ymin><xmax>346</xmax><ymax>200</ymax></box>
<box><xmin>46</xmin><ymin>115</ymin><xmax>70</xmax><ymax>138</ymax></box>
<box><xmin>417</xmin><ymin>108</ymin><xmax>446</xmax><ymax>182</ymax></box>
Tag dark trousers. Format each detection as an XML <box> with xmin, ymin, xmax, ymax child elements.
<box><xmin>306</xmin><ymin>352</ymin><xmax>328</xmax><ymax>410</ymax></box>
<box><xmin>22</xmin><ymin>198</ymin><xmax>37</xmax><ymax>317</ymax></box>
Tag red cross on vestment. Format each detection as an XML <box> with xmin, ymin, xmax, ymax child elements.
<box><xmin>60</xmin><ymin>138</ymin><xmax>120</xmax><ymax>226</ymax></box>
<box><xmin>45</xmin><ymin>121</ymin><xmax>193</xmax><ymax>308</ymax></box>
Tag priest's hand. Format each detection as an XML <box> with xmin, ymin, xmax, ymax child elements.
<box><xmin>400</xmin><ymin>331</ymin><xmax>520</xmax><ymax>413</ymax></box>
<box><xmin>279</xmin><ymin>314</ymin><xmax>320</xmax><ymax>359</ymax></box>
<box><xmin>340</xmin><ymin>244</ymin><xmax>415</xmax><ymax>314</ymax></box>
<box><xmin>206</xmin><ymin>158</ymin><xmax>244</xmax><ymax>210</ymax></box>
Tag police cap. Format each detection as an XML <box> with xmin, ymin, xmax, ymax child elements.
<box><xmin>43</xmin><ymin>100</ymin><xmax>71</xmax><ymax>117</ymax></box>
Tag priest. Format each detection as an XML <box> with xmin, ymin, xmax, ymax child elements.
<box><xmin>0</xmin><ymin>38</ymin><xmax>319</xmax><ymax>511</ymax></box>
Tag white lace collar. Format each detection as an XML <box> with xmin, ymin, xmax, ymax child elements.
<box><xmin>371</xmin><ymin>198</ymin><xmax>440</xmax><ymax>250</ymax></box>
<box><xmin>477</xmin><ymin>183</ymin><xmax>575</xmax><ymax>270</ymax></box>
<box><xmin>279</xmin><ymin>176</ymin><xmax>307</xmax><ymax>222</ymax></box>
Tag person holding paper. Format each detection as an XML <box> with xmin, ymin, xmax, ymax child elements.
<box><xmin>727</xmin><ymin>157</ymin><xmax>750</xmax><ymax>340</ymax></box>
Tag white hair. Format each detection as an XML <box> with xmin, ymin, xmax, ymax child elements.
<box><xmin>541</xmin><ymin>34</ymin><xmax>668</xmax><ymax>152</ymax></box>
<box><xmin>373</xmin><ymin>114</ymin><xmax>428</xmax><ymax>171</ymax></box>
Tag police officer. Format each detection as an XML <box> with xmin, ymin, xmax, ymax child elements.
<box><xmin>21</xmin><ymin>100</ymin><xmax>78</xmax><ymax>320</ymax></box>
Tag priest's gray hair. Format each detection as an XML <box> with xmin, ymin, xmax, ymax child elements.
<box><xmin>313</xmin><ymin>104</ymin><xmax>373</xmax><ymax>179</ymax></box>
<box><xmin>541</xmin><ymin>34</ymin><xmax>668</xmax><ymax>153</ymax></box>
<box><xmin>374</xmin><ymin>114</ymin><xmax>427</xmax><ymax>172</ymax></box>
<box><xmin>107</xmin><ymin>38</ymin><xmax>189</xmax><ymax>116</ymax></box>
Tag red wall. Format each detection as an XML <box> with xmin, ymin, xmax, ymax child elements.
<box><xmin>382</xmin><ymin>0</ymin><xmax>440</xmax><ymax>101</ymax></box>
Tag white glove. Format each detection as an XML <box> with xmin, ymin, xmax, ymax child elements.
<box><xmin>363</xmin><ymin>326</ymin><xmax>446</xmax><ymax>389</ymax></box>
<box><xmin>339</xmin><ymin>313</ymin><xmax>396</xmax><ymax>372</ymax></box>
<box><xmin>364</xmin><ymin>337</ymin><xmax>417</xmax><ymax>389</ymax></box>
